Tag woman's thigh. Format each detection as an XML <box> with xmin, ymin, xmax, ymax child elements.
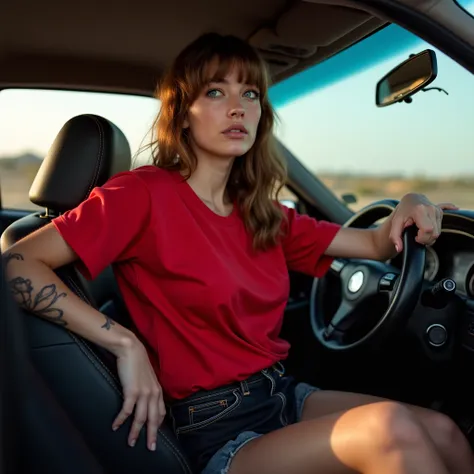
<box><xmin>300</xmin><ymin>389</ymin><xmax>468</xmax><ymax>462</ymax></box>
<box><xmin>227</xmin><ymin>399</ymin><xmax>447</xmax><ymax>474</ymax></box>
<box><xmin>300</xmin><ymin>389</ymin><xmax>436</xmax><ymax>421</ymax></box>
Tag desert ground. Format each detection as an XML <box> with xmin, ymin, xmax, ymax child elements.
<box><xmin>1</xmin><ymin>158</ymin><xmax>473</xmax><ymax>214</ymax></box>
<box><xmin>318</xmin><ymin>174</ymin><xmax>474</xmax><ymax>212</ymax></box>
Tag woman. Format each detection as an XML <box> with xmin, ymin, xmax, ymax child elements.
<box><xmin>3</xmin><ymin>33</ymin><xmax>472</xmax><ymax>474</ymax></box>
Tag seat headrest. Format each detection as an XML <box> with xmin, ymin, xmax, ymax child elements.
<box><xmin>29</xmin><ymin>114</ymin><xmax>131</xmax><ymax>213</ymax></box>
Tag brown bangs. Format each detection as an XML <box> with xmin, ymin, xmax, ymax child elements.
<box><xmin>204</xmin><ymin>55</ymin><xmax>268</xmax><ymax>91</ymax></box>
<box><xmin>178</xmin><ymin>33</ymin><xmax>270</xmax><ymax>103</ymax></box>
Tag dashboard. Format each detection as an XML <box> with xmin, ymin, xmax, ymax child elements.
<box><xmin>299</xmin><ymin>204</ymin><xmax>474</xmax><ymax>405</ymax></box>
<box><xmin>345</xmin><ymin>201</ymin><xmax>474</xmax><ymax>300</ymax></box>
<box><xmin>423</xmin><ymin>246</ymin><xmax>440</xmax><ymax>282</ymax></box>
<box><xmin>388</xmin><ymin>212</ymin><xmax>474</xmax><ymax>298</ymax></box>
<box><xmin>338</xmin><ymin>203</ymin><xmax>474</xmax><ymax>360</ymax></box>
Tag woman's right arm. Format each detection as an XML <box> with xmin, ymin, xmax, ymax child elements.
<box><xmin>3</xmin><ymin>223</ymin><xmax>165</xmax><ymax>452</ymax></box>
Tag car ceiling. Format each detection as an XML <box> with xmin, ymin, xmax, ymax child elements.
<box><xmin>0</xmin><ymin>0</ymin><xmax>386</xmax><ymax>95</ymax></box>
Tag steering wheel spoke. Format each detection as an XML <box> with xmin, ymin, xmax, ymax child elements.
<box><xmin>324</xmin><ymin>300</ymin><xmax>355</xmax><ymax>340</ymax></box>
<box><xmin>311</xmin><ymin>223</ymin><xmax>425</xmax><ymax>350</ymax></box>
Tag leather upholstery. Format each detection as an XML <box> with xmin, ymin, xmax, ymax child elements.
<box><xmin>1</xmin><ymin>211</ymin><xmax>59</xmax><ymax>253</ymax></box>
<box><xmin>29</xmin><ymin>114</ymin><xmax>131</xmax><ymax>212</ymax></box>
<box><xmin>1</xmin><ymin>252</ymin><xmax>104</xmax><ymax>474</ymax></box>
<box><xmin>1</xmin><ymin>115</ymin><xmax>192</xmax><ymax>474</ymax></box>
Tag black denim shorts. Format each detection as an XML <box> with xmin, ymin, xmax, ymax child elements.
<box><xmin>167</xmin><ymin>363</ymin><xmax>319</xmax><ymax>473</ymax></box>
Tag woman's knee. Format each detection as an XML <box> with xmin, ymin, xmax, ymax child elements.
<box><xmin>422</xmin><ymin>410</ymin><xmax>466</xmax><ymax>452</ymax></box>
<box><xmin>363</xmin><ymin>401</ymin><xmax>427</xmax><ymax>452</ymax></box>
<box><xmin>329</xmin><ymin>401</ymin><xmax>431</xmax><ymax>472</ymax></box>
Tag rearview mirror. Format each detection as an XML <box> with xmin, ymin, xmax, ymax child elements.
<box><xmin>375</xmin><ymin>49</ymin><xmax>437</xmax><ymax>107</ymax></box>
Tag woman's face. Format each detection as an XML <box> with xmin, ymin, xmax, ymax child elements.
<box><xmin>184</xmin><ymin>67</ymin><xmax>262</xmax><ymax>161</ymax></box>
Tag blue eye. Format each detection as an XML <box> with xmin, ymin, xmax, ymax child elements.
<box><xmin>206</xmin><ymin>89</ymin><xmax>223</xmax><ymax>98</ymax></box>
<box><xmin>244</xmin><ymin>90</ymin><xmax>260</xmax><ymax>100</ymax></box>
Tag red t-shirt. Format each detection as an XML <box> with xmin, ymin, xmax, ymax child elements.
<box><xmin>53</xmin><ymin>166</ymin><xmax>341</xmax><ymax>400</ymax></box>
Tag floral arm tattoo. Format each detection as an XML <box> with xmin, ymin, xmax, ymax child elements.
<box><xmin>3</xmin><ymin>251</ymin><xmax>116</xmax><ymax>330</ymax></box>
<box><xmin>4</xmin><ymin>252</ymin><xmax>68</xmax><ymax>326</ymax></box>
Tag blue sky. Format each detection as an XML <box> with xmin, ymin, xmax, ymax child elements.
<box><xmin>0</xmin><ymin>1</ymin><xmax>473</xmax><ymax>179</ymax></box>
<box><xmin>274</xmin><ymin>37</ymin><xmax>474</xmax><ymax>178</ymax></box>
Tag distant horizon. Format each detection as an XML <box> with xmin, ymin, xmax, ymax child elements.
<box><xmin>3</xmin><ymin>148</ymin><xmax>474</xmax><ymax>180</ymax></box>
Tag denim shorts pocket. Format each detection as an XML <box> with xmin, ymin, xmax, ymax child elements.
<box><xmin>174</xmin><ymin>389</ymin><xmax>242</xmax><ymax>435</ymax></box>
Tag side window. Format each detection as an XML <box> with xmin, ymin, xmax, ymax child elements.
<box><xmin>0</xmin><ymin>89</ymin><xmax>159</xmax><ymax>210</ymax></box>
<box><xmin>280</xmin><ymin>185</ymin><xmax>299</xmax><ymax>209</ymax></box>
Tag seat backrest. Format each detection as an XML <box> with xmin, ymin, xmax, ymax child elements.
<box><xmin>1</xmin><ymin>114</ymin><xmax>133</xmax><ymax>326</ymax></box>
<box><xmin>1</xmin><ymin>254</ymin><xmax>105</xmax><ymax>474</ymax></box>
<box><xmin>1</xmin><ymin>114</ymin><xmax>192</xmax><ymax>474</ymax></box>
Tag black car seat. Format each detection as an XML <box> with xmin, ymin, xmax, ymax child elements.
<box><xmin>1</xmin><ymin>252</ymin><xmax>105</xmax><ymax>474</ymax></box>
<box><xmin>1</xmin><ymin>114</ymin><xmax>131</xmax><ymax>326</ymax></box>
<box><xmin>0</xmin><ymin>114</ymin><xmax>192</xmax><ymax>474</ymax></box>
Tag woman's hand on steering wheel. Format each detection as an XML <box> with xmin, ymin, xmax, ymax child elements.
<box><xmin>389</xmin><ymin>194</ymin><xmax>458</xmax><ymax>253</ymax></box>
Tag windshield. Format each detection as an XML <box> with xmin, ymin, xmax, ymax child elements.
<box><xmin>272</xmin><ymin>0</ymin><xmax>474</xmax><ymax>212</ymax></box>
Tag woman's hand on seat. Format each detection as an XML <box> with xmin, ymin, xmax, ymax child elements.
<box><xmin>111</xmin><ymin>336</ymin><xmax>166</xmax><ymax>451</ymax></box>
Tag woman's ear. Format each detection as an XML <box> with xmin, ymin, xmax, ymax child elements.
<box><xmin>183</xmin><ymin>116</ymin><xmax>189</xmax><ymax>129</ymax></box>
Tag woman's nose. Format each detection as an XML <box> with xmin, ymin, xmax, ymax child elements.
<box><xmin>228</xmin><ymin>97</ymin><xmax>245</xmax><ymax>118</ymax></box>
<box><xmin>230</xmin><ymin>108</ymin><xmax>245</xmax><ymax>118</ymax></box>
<box><xmin>229</xmin><ymin>107</ymin><xmax>245</xmax><ymax>118</ymax></box>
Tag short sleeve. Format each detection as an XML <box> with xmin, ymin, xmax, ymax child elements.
<box><xmin>52</xmin><ymin>171</ymin><xmax>151</xmax><ymax>280</ymax></box>
<box><xmin>281</xmin><ymin>206</ymin><xmax>341</xmax><ymax>277</ymax></box>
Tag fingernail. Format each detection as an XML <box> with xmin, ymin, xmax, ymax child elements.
<box><xmin>395</xmin><ymin>244</ymin><xmax>400</xmax><ymax>253</ymax></box>
<box><xmin>130</xmin><ymin>439</ymin><xmax>136</xmax><ymax>447</ymax></box>
<box><xmin>151</xmin><ymin>442</ymin><xmax>156</xmax><ymax>451</ymax></box>
<box><xmin>112</xmin><ymin>425</ymin><xmax>118</xmax><ymax>431</ymax></box>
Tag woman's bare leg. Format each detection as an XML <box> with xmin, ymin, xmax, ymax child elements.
<box><xmin>228</xmin><ymin>401</ymin><xmax>448</xmax><ymax>474</ymax></box>
<box><xmin>300</xmin><ymin>390</ymin><xmax>474</xmax><ymax>474</ymax></box>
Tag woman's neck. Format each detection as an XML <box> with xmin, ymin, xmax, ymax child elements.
<box><xmin>185</xmin><ymin>154</ymin><xmax>235</xmax><ymax>214</ymax></box>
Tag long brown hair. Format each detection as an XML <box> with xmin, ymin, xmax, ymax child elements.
<box><xmin>150</xmin><ymin>32</ymin><xmax>287</xmax><ymax>250</ymax></box>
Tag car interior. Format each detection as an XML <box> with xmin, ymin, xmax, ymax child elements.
<box><xmin>1</xmin><ymin>0</ymin><xmax>474</xmax><ymax>472</ymax></box>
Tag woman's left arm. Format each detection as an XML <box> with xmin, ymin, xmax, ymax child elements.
<box><xmin>325</xmin><ymin>193</ymin><xmax>458</xmax><ymax>262</ymax></box>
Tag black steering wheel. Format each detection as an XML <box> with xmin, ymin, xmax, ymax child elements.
<box><xmin>310</xmin><ymin>200</ymin><xmax>426</xmax><ymax>351</ymax></box>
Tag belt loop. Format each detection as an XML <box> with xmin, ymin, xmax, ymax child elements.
<box><xmin>240</xmin><ymin>380</ymin><xmax>250</xmax><ymax>396</ymax></box>
<box><xmin>273</xmin><ymin>361</ymin><xmax>285</xmax><ymax>377</ymax></box>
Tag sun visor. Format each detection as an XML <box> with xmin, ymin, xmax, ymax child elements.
<box><xmin>249</xmin><ymin>3</ymin><xmax>372</xmax><ymax>77</ymax></box>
